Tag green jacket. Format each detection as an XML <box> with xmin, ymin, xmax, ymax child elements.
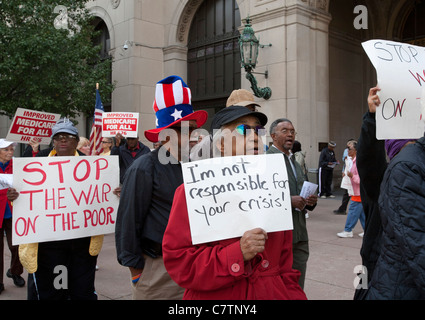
<box><xmin>266</xmin><ymin>146</ymin><xmax>312</xmax><ymax>243</ymax></box>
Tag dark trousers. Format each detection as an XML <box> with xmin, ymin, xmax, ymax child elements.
<box><xmin>27</xmin><ymin>237</ymin><xmax>98</xmax><ymax>300</ymax></box>
<box><xmin>292</xmin><ymin>241</ymin><xmax>309</xmax><ymax>290</ymax></box>
<box><xmin>0</xmin><ymin>218</ymin><xmax>23</xmax><ymax>284</ymax></box>
<box><xmin>319</xmin><ymin>168</ymin><xmax>334</xmax><ymax>196</ymax></box>
<box><xmin>338</xmin><ymin>189</ymin><xmax>350</xmax><ymax>212</ymax></box>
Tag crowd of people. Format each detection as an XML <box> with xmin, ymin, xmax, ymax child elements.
<box><xmin>1</xmin><ymin>77</ymin><xmax>425</xmax><ymax>300</ymax></box>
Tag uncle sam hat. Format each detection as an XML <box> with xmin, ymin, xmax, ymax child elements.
<box><xmin>144</xmin><ymin>75</ymin><xmax>208</xmax><ymax>142</ymax></box>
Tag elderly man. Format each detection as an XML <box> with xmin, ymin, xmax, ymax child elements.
<box><xmin>266</xmin><ymin>118</ymin><xmax>317</xmax><ymax>289</ymax></box>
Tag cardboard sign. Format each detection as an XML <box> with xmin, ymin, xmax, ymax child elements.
<box><xmin>102</xmin><ymin>112</ymin><xmax>139</xmax><ymax>138</ymax></box>
<box><xmin>362</xmin><ymin>40</ymin><xmax>425</xmax><ymax>139</ymax></box>
<box><xmin>6</xmin><ymin>108</ymin><xmax>61</xmax><ymax>145</ymax></box>
<box><xmin>182</xmin><ymin>154</ymin><xmax>293</xmax><ymax>245</ymax></box>
<box><xmin>12</xmin><ymin>156</ymin><xmax>120</xmax><ymax>245</ymax></box>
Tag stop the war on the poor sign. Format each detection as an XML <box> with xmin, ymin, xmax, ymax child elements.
<box><xmin>181</xmin><ymin>154</ymin><xmax>293</xmax><ymax>245</ymax></box>
<box><xmin>11</xmin><ymin>156</ymin><xmax>120</xmax><ymax>245</ymax></box>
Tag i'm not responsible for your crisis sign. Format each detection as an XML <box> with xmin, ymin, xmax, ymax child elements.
<box><xmin>182</xmin><ymin>154</ymin><xmax>293</xmax><ymax>245</ymax></box>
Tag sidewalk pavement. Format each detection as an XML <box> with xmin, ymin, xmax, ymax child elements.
<box><xmin>1</xmin><ymin>189</ymin><xmax>363</xmax><ymax>300</ymax></box>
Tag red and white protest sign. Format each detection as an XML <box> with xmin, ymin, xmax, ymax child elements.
<box><xmin>6</xmin><ymin>108</ymin><xmax>61</xmax><ymax>145</ymax></box>
<box><xmin>12</xmin><ymin>155</ymin><xmax>120</xmax><ymax>245</ymax></box>
<box><xmin>102</xmin><ymin>112</ymin><xmax>139</xmax><ymax>138</ymax></box>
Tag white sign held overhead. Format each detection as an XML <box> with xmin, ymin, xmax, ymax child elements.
<box><xmin>102</xmin><ymin>112</ymin><xmax>139</xmax><ymax>138</ymax></box>
<box><xmin>362</xmin><ymin>40</ymin><xmax>425</xmax><ymax>140</ymax></box>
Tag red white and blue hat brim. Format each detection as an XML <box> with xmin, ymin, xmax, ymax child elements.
<box><xmin>144</xmin><ymin>109</ymin><xmax>208</xmax><ymax>142</ymax></box>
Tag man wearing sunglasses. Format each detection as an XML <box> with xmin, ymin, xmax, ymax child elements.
<box><xmin>267</xmin><ymin>118</ymin><xmax>317</xmax><ymax>289</ymax></box>
<box><xmin>162</xmin><ymin>106</ymin><xmax>307</xmax><ymax>300</ymax></box>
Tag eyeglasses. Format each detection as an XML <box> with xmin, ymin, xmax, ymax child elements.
<box><xmin>280</xmin><ymin>129</ymin><xmax>297</xmax><ymax>136</ymax></box>
<box><xmin>235</xmin><ymin>124</ymin><xmax>266</xmax><ymax>136</ymax></box>
<box><xmin>53</xmin><ymin>134</ymin><xmax>78</xmax><ymax>141</ymax></box>
<box><xmin>101</xmin><ymin>141</ymin><xmax>111</xmax><ymax>144</ymax></box>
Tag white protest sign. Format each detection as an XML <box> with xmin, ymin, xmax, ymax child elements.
<box><xmin>362</xmin><ymin>40</ymin><xmax>425</xmax><ymax>139</ymax></box>
<box><xmin>6</xmin><ymin>108</ymin><xmax>61</xmax><ymax>145</ymax></box>
<box><xmin>102</xmin><ymin>112</ymin><xmax>139</xmax><ymax>138</ymax></box>
<box><xmin>182</xmin><ymin>154</ymin><xmax>293</xmax><ymax>245</ymax></box>
<box><xmin>12</xmin><ymin>155</ymin><xmax>120</xmax><ymax>245</ymax></box>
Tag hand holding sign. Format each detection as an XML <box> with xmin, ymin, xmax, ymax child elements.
<box><xmin>362</xmin><ymin>40</ymin><xmax>425</xmax><ymax>139</ymax></box>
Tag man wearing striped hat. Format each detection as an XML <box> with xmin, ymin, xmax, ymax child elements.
<box><xmin>115</xmin><ymin>76</ymin><xmax>207</xmax><ymax>300</ymax></box>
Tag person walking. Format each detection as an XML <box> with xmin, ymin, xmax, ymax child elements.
<box><xmin>115</xmin><ymin>75</ymin><xmax>207</xmax><ymax>300</ymax></box>
<box><xmin>0</xmin><ymin>139</ymin><xmax>25</xmax><ymax>294</ymax></box>
<box><xmin>337</xmin><ymin>142</ymin><xmax>365</xmax><ymax>238</ymax></box>
<box><xmin>318</xmin><ymin>141</ymin><xmax>338</xmax><ymax>198</ymax></box>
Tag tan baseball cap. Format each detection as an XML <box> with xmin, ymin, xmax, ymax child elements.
<box><xmin>226</xmin><ymin>89</ymin><xmax>261</xmax><ymax>108</ymax></box>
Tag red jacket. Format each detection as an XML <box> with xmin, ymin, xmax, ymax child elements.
<box><xmin>162</xmin><ymin>184</ymin><xmax>307</xmax><ymax>300</ymax></box>
<box><xmin>0</xmin><ymin>159</ymin><xmax>13</xmax><ymax>228</ymax></box>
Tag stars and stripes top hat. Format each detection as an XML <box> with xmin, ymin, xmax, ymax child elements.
<box><xmin>144</xmin><ymin>75</ymin><xmax>208</xmax><ymax>142</ymax></box>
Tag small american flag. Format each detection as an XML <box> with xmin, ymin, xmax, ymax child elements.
<box><xmin>89</xmin><ymin>87</ymin><xmax>104</xmax><ymax>155</ymax></box>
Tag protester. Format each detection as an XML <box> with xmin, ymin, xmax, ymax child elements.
<box><xmin>100</xmin><ymin>137</ymin><xmax>113</xmax><ymax>156</ymax></box>
<box><xmin>111</xmin><ymin>133</ymin><xmax>150</xmax><ymax>184</ymax></box>
<box><xmin>318</xmin><ymin>141</ymin><xmax>338</xmax><ymax>198</ymax></box>
<box><xmin>337</xmin><ymin>142</ymin><xmax>365</xmax><ymax>238</ymax></box>
<box><xmin>8</xmin><ymin>119</ymin><xmax>103</xmax><ymax>300</ymax></box>
<box><xmin>364</xmin><ymin>128</ymin><xmax>424</xmax><ymax>299</ymax></box>
<box><xmin>115</xmin><ymin>75</ymin><xmax>208</xmax><ymax>300</ymax></box>
<box><xmin>267</xmin><ymin>118</ymin><xmax>317</xmax><ymax>289</ymax></box>
<box><xmin>163</xmin><ymin>106</ymin><xmax>306</xmax><ymax>300</ymax></box>
<box><xmin>77</xmin><ymin>137</ymin><xmax>91</xmax><ymax>155</ymax></box>
<box><xmin>0</xmin><ymin>139</ymin><xmax>25</xmax><ymax>294</ymax></box>
<box><xmin>355</xmin><ymin>86</ymin><xmax>416</xmax><ymax>299</ymax></box>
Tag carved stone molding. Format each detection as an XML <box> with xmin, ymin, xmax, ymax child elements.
<box><xmin>300</xmin><ymin>0</ymin><xmax>329</xmax><ymax>12</ymax></box>
<box><xmin>177</xmin><ymin>0</ymin><xmax>204</xmax><ymax>43</ymax></box>
<box><xmin>111</xmin><ymin>0</ymin><xmax>120</xmax><ymax>9</ymax></box>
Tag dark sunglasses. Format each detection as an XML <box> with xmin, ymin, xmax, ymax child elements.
<box><xmin>235</xmin><ymin>124</ymin><xmax>266</xmax><ymax>136</ymax></box>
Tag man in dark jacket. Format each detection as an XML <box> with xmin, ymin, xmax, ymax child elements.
<box><xmin>115</xmin><ymin>76</ymin><xmax>207</xmax><ymax>300</ymax></box>
<box><xmin>111</xmin><ymin>134</ymin><xmax>150</xmax><ymax>184</ymax></box>
<box><xmin>267</xmin><ymin>118</ymin><xmax>317</xmax><ymax>289</ymax></box>
<box><xmin>318</xmin><ymin>141</ymin><xmax>337</xmax><ymax>198</ymax></box>
<box><xmin>364</xmin><ymin>135</ymin><xmax>425</xmax><ymax>299</ymax></box>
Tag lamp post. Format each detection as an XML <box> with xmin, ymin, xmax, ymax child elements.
<box><xmin>239</xmin><ymin>17</ymin><xmax>272</xmax><ymax>100</ymax></box>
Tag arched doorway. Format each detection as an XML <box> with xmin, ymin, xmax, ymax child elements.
<box><xmin>187</xmin><ymin>0</ymin><xmax>241</xmax><ymax>130</ymax></box>
<box><xmin>401</xmin><ymin>0</ymin><xmax>425</xmax><ymax>45</ymax></box>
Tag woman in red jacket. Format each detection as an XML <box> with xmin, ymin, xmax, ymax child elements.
<box><xmin>0</xmin><ymin>139</ymin><xmax>25</xmax><ymax>294</ymax></box>
<box><xmin>162</xmin><ymin>106</ymin><xmax>307</xmax><ymax>300</ymax></box>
